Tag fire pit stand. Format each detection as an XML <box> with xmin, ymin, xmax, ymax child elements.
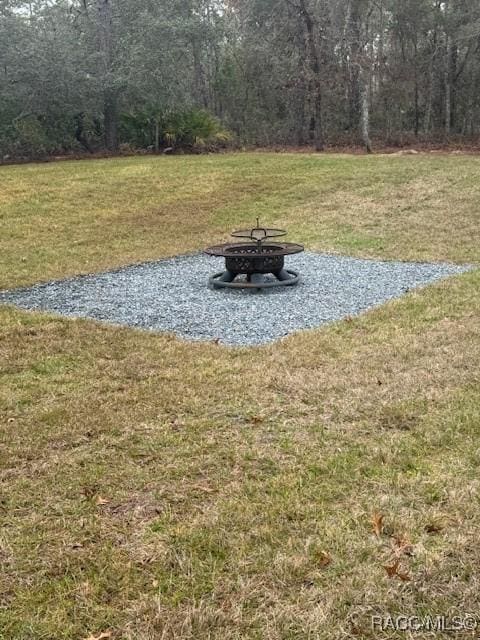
<box><xmin>205</xmin><ymin>220</ymin><xmax>304</xmax><ymax>290</ymax></box>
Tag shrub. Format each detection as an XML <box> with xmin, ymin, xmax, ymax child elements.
<box><xmin>0</xmin><ymin>115</ymin><xmax>57</xmax><ymax>159</ymax></box>
<box><xmin>0</xmin><ymin>111</ymin><xmax>101</xmax><ymax>160</ymax></box>
<box><xmin>120</xmin><ymin>107</ymin><xmax>232</xmax><ymax>152</ymax></box>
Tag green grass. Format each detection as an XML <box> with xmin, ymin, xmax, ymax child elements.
<box><xmin>1</xmin><ymin>152</ymin><xmax>480</xmax><ymax>639</ymax></box>
<box><xmin>1</xmin><ymin>153</ymin><xmax>479</xmax><ymax>289</ymax></box>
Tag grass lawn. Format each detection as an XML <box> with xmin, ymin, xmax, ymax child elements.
<box><xmin>1</xmin><ymin>152</ymin><xmax>479</xmax><ymax>639</ymax></box>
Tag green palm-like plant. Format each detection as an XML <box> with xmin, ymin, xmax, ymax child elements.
<box><xmin>120</xmin><ymin>107</ymin><xmax>231</xmax><ymax>152</ymax></box>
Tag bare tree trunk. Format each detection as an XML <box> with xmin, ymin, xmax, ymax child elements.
<box><xmin>348</xmin><ymin>0</ymin><xmax>371</xmax><ymax>151</ymax></box>
<box><xmin>424</xmin><ymin>1</ymin><xmax>441</xmax><ymax>135</ymax></box>
<box><xmin>348</xmin><ymin>0</ymin><xmax>361</xmax><ymax>132</ymax></box>
<box><xmin>103</xmin><ymin>92</ymin><xmax>118</xmax><ymax>151</ymax></box>
<box><xmin>154</xmin><ymin>119</ymin><xmax>160</xmax><ymax>153</ymax></box>
<box><xmin>378</xmin><ymin>0</ymin><xmax>386</xmax><ymax>129</ymax></box>
<box><xmin>424</xmin><ymin>32</ymin><xmax>436</xmax><ymax>134</ymax></box>
<box><xmin>193</xmin><ymin>36</ymin><xmax>208</xmax><ymax>109</ymax></box>
<box><xmin>450</xmin><ymin>43</ymin><xmax>458</xmax><ymax>132</ymax></box>
<box><xmin>463</xmin><ymin>65</ymin><xmax>477</xmax><ymax>137</ymax></box>
<box><xmin>413</xmin><ymin>35</ymin><xmax>419</xmax><ymax>137</ymax></box>
<box><xmin>445</xmin><ymin>32</ymin><xmax>451</xmax><ymax>137</ymax></box>
<box><xmin>299</xmin><ymin>0</ymin><xmax>324</xmax><ymax>151</ymax></box>
<box><xmin>443</xmin><ymin>0</ymin><xmax>451</xmax><ymax>137</ymax></box>
<box><xmin>359</xmin><ymin>66</ymin><xmax>372</xmax><ymax>152</ymax></box>
<box><xmin>97</xmin><ymin>0</ymin><xmax>118</xmax><ymax>151</ymax></box>
<box><xmin>297</xmin><ymin>20</ymin><xmax>308</xmax><ymax>145</ymax></box>
<box><xmin>297</xmin><ymin>88</ymin><xmax>307</xmax><ymax>145</ymax></box>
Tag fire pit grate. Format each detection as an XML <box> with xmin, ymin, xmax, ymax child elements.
<box><xmin>205</xmin><ymin>219</ymin><xmax>304</xmax><ymax>289</ymax></box>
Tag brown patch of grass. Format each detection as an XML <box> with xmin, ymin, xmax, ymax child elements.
<box><xmin>1</xmin><ymin>270</ymin><xmax>480</xmax><ymax>638</ymax></box>
<box><xmin>1</xmin><ymin>154</ymin><xmax>480</xmax><ymax>638</ymax></box>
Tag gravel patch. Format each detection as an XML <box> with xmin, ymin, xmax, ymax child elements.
<box><xmin>0</xmin><ymin>252</ymin><xmax>471</xmax><ymax>346</ymax></box>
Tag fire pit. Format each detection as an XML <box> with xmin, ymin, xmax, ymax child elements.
<box><xmin>205</xmin><ymin>220</ymin><xmax>304</xmax><ymax>289</ymax></box>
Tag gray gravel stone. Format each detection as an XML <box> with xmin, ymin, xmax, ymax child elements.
<box><xmin>0</xmin><ymin>252</ymin><xmax>472</xmax><ymax>346</ymax></box>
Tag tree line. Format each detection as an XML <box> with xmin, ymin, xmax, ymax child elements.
<box><xmin>1</xmin><ymin>0</ymin><xmax>480</xmax><ymax>158</ymax></box>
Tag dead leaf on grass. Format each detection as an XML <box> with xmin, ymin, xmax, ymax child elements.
<box><xmin>384</xmin><ymin>558</ymin><xmax>411</xmax><ymax>581</ymax></box>
<box><xmin>424</xmin><ymin>522</ymin><xmax>444</xmax><ymax>534</ymax></box>
<box><xmin>315</xmin><ymin>550</ymin><xmax>332</xmax><ymax>568</ymax></box>
<box><xmin>371</xmin><ymin>512</ymin><xmax>384</xmax><ymax>537</ymax></box>
<box><xmin>392</xmin><ymin>533</ymin><xmax>414</xmax><ymax>556</ymax></box>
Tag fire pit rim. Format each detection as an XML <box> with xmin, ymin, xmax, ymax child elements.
<box><xmin>204</xmin><ymin>242</ymin><xmax>304</xmax><ymax>258</ymax></box>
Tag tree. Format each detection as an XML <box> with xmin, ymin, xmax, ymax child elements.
<box><xmin>2</xmin><ymin>0</ymin><xmax>480</xmax><ymax>159</ymax></box>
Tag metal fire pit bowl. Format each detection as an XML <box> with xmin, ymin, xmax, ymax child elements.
<box><xmin>205</xmin><ymin>220</ymin><xmax>304</xmax><ymax>290</ymax></box>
